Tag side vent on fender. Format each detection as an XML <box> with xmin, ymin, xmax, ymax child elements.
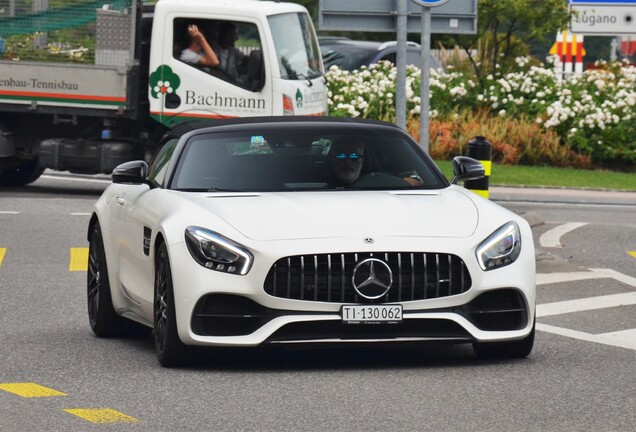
<box><xmin>143</xmin><ymin>227</ymin><xmax>152</xmax><ymax>256</ymax></box>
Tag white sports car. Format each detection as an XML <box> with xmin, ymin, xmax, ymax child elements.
<box><xmin>88</xmin><ymin>117</ymin><xmax>536</xmax><ymax>367</ymax></box>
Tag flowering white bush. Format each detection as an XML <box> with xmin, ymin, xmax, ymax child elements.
<box><xmin>326</xmin><ymin>59</ymin><xmax>636</xmax><ymax>166</ymax></box>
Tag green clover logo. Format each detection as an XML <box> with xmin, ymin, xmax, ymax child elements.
<box><xmin>149</xmin><ymin>65</ymin><xmax>181</xmax><ymax>99</ymax></box>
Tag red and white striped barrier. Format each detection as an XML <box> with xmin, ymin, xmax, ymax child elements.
<box><xmin>550</xmin><ymin>30</ymin><xmax>586</xmax><ymax>78</ymax></box>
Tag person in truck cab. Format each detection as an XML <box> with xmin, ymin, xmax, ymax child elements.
<box><xmin>212</xmin><ymin>21</ymin><xmax>249</xmax><ymax>81</ymax></box>
<box><xmin>180</xmin><ymin>24</ymin><xmax>220</xmax><ymax>70</ymax></box>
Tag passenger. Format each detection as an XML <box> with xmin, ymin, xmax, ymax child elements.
<box><xmin>180</xmin><ymin>24</ymin><xmax>220</xmax><ymax>69</ymax></box>
<box><xmin>212</xmin><ymin>21</ymin><xmax>248</xmax><ymax>80</ymax></box>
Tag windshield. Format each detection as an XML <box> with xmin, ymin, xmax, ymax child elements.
<box><xmin>268</xmin><ymin>13</ymin><xmax>322</xmax><ymax>80</ymax></box>
<box><xmin>169</xmin><ymin>125</ymin><xmax>447</xmax><ymax>192</ymax></box>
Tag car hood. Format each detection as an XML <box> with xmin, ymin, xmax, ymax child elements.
<box><xmin>181</xmin><ymin>188</ymin><xmax>479</xmax><ymax>241</ymax></box>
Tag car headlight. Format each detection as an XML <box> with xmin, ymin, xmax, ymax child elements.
<box><xmin>476</xmin><ymin>221</ymin><xmax>521</xmax><ymax>271</ymax></box>
<box><xmin>185</xmin><ymin>226</ymin><xmax>253</xmax><ymax>275</ymax></box>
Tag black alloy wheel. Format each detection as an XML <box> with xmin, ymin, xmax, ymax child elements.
<box><xmin>87</xmin><ymin>221</ymin><xmax>130</xmax><ymax>337</ymax></box>
<box><xmin>154</xmin><ymin>242</ymin><xmax>194</xmax><ymax>367</ymax></box>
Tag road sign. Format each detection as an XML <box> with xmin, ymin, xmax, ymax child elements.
<box><xmin>569</xmin><ymin>0</ymin><xmax>636</xmax><ymax>35</ymax></box>
<box><xmin>410</xmin><ymin>0</ymin><xmax>451</xmax><ymax>6</ymax></box>
<box><xmin>319</xmin><ymin>0</ymin><xmax>477</xmax><ymax>35</ymax></box>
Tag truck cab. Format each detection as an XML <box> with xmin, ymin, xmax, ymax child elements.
<box><xmin>149</xmin><ymin>0</ymin><xmax>328</xmax><ymax>127</ymax></box>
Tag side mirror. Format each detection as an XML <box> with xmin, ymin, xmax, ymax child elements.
<box><xmin>112</xmin><ymin>160</ymin><xmax>149</xmax><ymax>185</ymax></box>
<box><xmin>451</xmin><ymin>156</ymin><xmax>485</xmax><ymax>185</ymax></box>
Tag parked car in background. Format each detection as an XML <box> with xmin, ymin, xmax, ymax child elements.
<box><xmin>319</xmin><ymin>37</ymin><xmax>443</xmax><ymax>71</ymax></box>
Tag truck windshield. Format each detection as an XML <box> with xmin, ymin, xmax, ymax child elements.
<box><xmin>268</xmin><ymin>13</ymin><xmax>322</xmax><ymax>80</ymax></box>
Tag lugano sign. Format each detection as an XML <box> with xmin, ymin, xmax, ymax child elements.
<box><xmin>569</xmin><ymin>0</ymin><xmax>636</xmax><ymax>35</ymax></box>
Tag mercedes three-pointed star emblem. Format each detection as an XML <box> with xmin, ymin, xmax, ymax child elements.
<box><xmin>351</xmin><ymin>258</ymin><xmax>393</xmax><ymax>300</ymax></box>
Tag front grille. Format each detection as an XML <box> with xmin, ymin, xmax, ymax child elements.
<box><xmin>264</xmin><ymin>252</ymin><xmax>472</xmax><ymax>303</ymax></box>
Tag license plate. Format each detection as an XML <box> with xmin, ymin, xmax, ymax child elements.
<box><xmin>341</xmin><ymin>305</ymin><xmax>403</xmax><ymax>324</ymax></box>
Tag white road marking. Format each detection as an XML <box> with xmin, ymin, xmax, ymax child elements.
<box><xmin>536</xmin><ymin>270</ymin><xmax>606</xmax><ymax>286</ymax></box>
<box><xmin>537</xmin><ymin>268</ymin><xmax>636</xmax><ymax>287</ymax></box>
<box><xmin>540</xmin><ymin>222</ymin><xmax>588</xmax><ymax>248</ymax></box>
<box><xmin>537</xmin><ymin>291</ymin><xmax>636</xmax><ymax>317</ymax></box>
<box><xmin>70</xmin><ymin>213</ymin><xmax>92</xmax><ymax>216</ymax></box>
<box><xmin>590</xmin><ymin>267</ymin><xmax>636</xmax><ymax>287</ymax></box>
<box><xmin>0</xmin><ymin>211</ymin><xmax>19</xmax><ymax>215</ymax></box>
<box><xmin>41</xmin><ymin>174</ymin><xmax>110</xmax><ymax>184</ymax></box>
<box><xmin>537</xmin><ymin>323</ymin><xmax>636</xmax><ymax>351</ymax></box>
<box><xmin>536</xmin><ymin>267</ymin><xmax>636</xmax><ymax>350</ymax></box>
<box><xmin>601</xmin><ymin>328</ymin><xmax>636</xmax><ymax>347</ymax></box>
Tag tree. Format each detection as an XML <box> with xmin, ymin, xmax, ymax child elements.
<box><xmin>451</xmin><ymin>0</ymin><xmax>570</xmax><ymax>81</ymax></box>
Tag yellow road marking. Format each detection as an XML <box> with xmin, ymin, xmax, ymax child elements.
<box><xmin>64</xmin><ymin>408</ymin><xmax>140</xmax><ymax>424</ymax></box>
<box><xmin>629</xmin><ymin>251</ymin><xmax>636</xmax><ymax>259</ymax></box>
<box><xmin>0</xmin><ymin>248</ymin><xmax>5</xmax><ymax>268</ymax></box>
<box><xmin>0</xmin><ymin>383</ymin><xmax>67</xmax><ymax>398</ymax></box>
<box><xmin>69</xmin><ymin>247</ymin><xmax>89</xmax><ymax>272</ymax></box>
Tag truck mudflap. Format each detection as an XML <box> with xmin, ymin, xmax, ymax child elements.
<box><xmin>39</xmin><ymin>138</ymin><xmax>143</xmax><ymax>175</ymax></box>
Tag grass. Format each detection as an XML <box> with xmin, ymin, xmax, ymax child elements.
<box><xmin>434</xmin><ymin>160</ymin><xmax>636</xmax><ymax>192</ymax></box>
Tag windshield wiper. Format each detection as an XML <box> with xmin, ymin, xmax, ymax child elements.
<box><xmin>174</xmin><ymin>187</ymin><xmax>239</xmax><ymax>192</ymax></box>
<box><xmin>207</xmin><ymin>187</ymin><xmax>240</xmax><ymax>192</ymax></box>
<box><xmin>281</xmin><ymin>73</ymin><xmax>313</xmax><ymax>86</ymax></box>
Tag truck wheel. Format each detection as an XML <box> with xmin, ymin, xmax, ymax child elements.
<box><xmin>0</xmin><ymin>159</ymin><xmax>44</xmax><ymax>186</ymax></box>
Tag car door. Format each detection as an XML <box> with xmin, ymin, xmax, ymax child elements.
<box><xmin>109</xmin><ymin>183</ymin><xmax>155</xmax><ymax>312</ymax></box>
<box><xmin>108</xmin><ymin>138</ymin><xmax>180</xmax><ymax>315</ymax></box>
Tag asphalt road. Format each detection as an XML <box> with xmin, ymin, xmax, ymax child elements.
<box><xmin>0</xmin><ymin>173</ymin><xmax>634</xmax><ymax>431</ymax></box>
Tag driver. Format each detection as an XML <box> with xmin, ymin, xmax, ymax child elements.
<box><xmin>329</xmin><ymin>138</ymin><xmax>421</xmax><ymax>187</ymax></box>
<box><xmin>330</xmin><ymin>140</ymin><xmax>365</xmax><ymax>185</ymax></box>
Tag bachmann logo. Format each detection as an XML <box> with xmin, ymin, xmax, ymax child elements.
<box><xmin>185</xmin><ymin>90</ymin><xmax>266</xmax><ymax>110</ymax></box>
<box><xmin>149</xmin><ymin>65</ymin><xmax>265</xmax><ymax>111</ymax></box>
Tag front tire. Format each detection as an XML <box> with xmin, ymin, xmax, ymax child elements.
<box><xmin>154</xmin><ymin>242</ymin><xmax>194</xmax><ymax>367</ymax></box>
<box><xmin>87</xmin><ymin>221</ymin><xmax>134</xmax><ymax>337</ymax></box>
<box><xmin>473</xmin><ymin>320</ymin><xmax>535</xmax><ymax>359</ymax></box>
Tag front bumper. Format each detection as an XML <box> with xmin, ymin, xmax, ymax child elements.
<box><xmin>190</xmin><ymin>288</ymin><xmax>529</xmax><ymax>344</ymax></box>
<box><xmin>168</xmin><ymin>235</ymin><xmax>536</xmax><ymax>347</ymax></box>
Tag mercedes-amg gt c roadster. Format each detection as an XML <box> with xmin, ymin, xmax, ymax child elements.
<box><xmin>87</xmin><ymin>117</ymin><xmax>535</xmax><ymax>367</ymax></box>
